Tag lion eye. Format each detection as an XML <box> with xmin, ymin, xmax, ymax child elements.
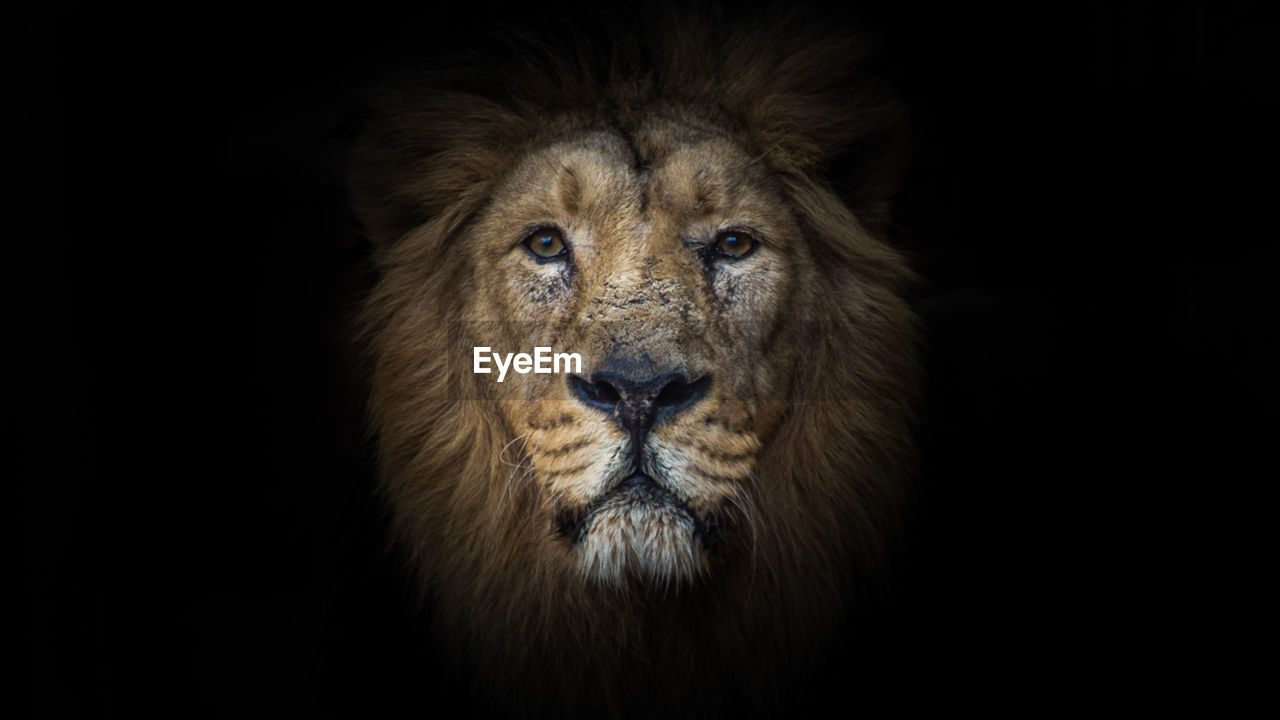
<box><xmin>714</xmin><ymin>230</ymin><xmax>756</xmax><ymax>259</ymax></box>
<box><xmin>523</xmin><ymin>228</ymin><xmax>567</xmax><ymax>261</ymax></box>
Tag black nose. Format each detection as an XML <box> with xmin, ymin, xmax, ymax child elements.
<box><xmin>570</xmin><ymin>372</ymin><xmax>711</xmax><ymax>435</ymax></box>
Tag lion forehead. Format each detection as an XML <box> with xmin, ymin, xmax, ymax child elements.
<box><xmin>477</xmin><ymin>133</ymin><xmax>640</xmax><ymax>243</ymax></box>
<box><xmin>481</xmin><ymin>126</ymin><xmax>791</xmax><ymax>259</ymax></box>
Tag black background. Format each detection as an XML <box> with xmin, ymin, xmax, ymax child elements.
<box><xmin>20</xmin><ymin>0</ymin><xmax>1276</xmax><ymax>715</ymax></box>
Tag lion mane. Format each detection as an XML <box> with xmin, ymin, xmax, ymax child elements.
<box><xmin>349</xmin><ymin>7</ymin><xmax>919</xmax><ymax>717</ymax></box>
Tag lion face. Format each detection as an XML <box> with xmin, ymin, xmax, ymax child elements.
<box><xmin>464</xmin><ymin>118</ymin><xmax>808</xmax><ymax>586</ymax></box>
<box><xmin>351</xmin><ymin>10</ymin><xmax>919</xmax><ymax>712</ymax></box>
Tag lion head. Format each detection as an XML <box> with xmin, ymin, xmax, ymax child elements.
<box><xmin>350</xmin><ymin>9</ymin><xmax>919</xmax><ymax>716</ymax></box>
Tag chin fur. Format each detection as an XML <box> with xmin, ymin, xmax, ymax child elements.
<box><xmin>576</xmin><ymin>494</ymin><xmax>706</xmax><ymax>588</ymax></box>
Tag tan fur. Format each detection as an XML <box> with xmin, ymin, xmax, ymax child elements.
<box><xmin>350</xmin><ymin>8</ymin><xmax>920</xmax><ymax>717</ymax></box>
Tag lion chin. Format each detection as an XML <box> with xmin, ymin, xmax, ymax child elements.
<box><xmin>558</xmin><ymin>474</ymin><xmax>714</xmax><ymax>587</ymax></box>
<box><xmin>349</xmin><ymin>7</ymin><xmax>920</xmax><ymax>718</ymax></box>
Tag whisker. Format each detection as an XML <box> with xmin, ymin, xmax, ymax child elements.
<box><xmin>499</xmin><ymin>433</ymin><xmax>529</xmax><ymax>469</ymax></box>
<box><xmin>728</xmin><ymin>479</ymin><xmax>762</xmax><ymax>602</ymax></box>
<box><xmin>740</xmin><ymin>141</ymin><xmax>782</xmax><ymax>168</ymax></box>
<box><xmin>498</xmin><ymin>433</ymin><xmax>539</xmax><ymax>516</ymax></box>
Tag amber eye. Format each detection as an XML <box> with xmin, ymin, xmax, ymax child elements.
<box><xmin>523</xmin><ymin>228</ymin><xmax>567</xmax><ymax>261</ymax></box>
<box><xmin>714</xmin><ymin>230</ymin><xmax>756</xmax><ymax>259</ymax></box>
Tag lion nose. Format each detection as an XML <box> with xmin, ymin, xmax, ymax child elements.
<box><xmin>569</xmin><ymin>372</ymin><xmax>711</xmax><ymax>435</ymax></box>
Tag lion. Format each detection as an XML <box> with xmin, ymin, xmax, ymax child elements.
<box><xmin>348</xmin><ymin>7</ymin><xmax>919</xmax><ymax>717</ymax></box>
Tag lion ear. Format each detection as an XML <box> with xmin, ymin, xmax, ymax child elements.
<box><xmin>346</xmin><ymin>103</ymin><xmax>442</xmax><ymax>251</ymax></box>
<box><xmin>710</xmin><ymin>25</ymin><xmax>910</xmax><ymax>235</ymax></box>
<box><xmin>814</xmin><ymin>88</ymin><xmax>910</xmax><ymax>238</ymax></box>
<box><xmin>347</xmin><ymin>89</ymin><xmax>521</xmax><ymax>251</ymax></box>
<box><xmin>347</xmin><ymin>125</ymin><xmax>424</xmax><ymax>251</ymax></box>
